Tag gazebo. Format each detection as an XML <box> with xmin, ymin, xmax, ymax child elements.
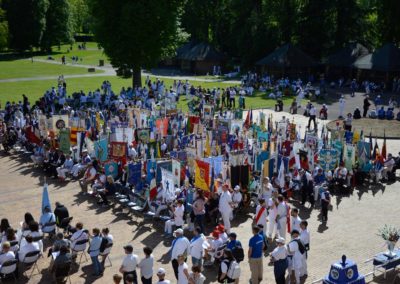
<box><xmin>255</xmin><ymin>43</ymin><xmax>317</xmax><ymax>78</ymax></box>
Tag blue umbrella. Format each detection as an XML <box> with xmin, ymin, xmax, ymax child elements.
<box><xmin>41</xmin><ymin>183</ymin><xmax>51</xmax><ymax>214</ymax></box>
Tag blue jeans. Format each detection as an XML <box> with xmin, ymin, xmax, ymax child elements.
<box><xmin>192</xmin><ymin>256</ymin><xmax>203</xmax><ymax>267</ymax></box>
<box><xmin>91</xmin><ymin>256</ymin><xmax>102</xmax><ymax>275</ymax></box>
<box><xmin>195</xmin><ymin>214</ymin><xmax>205</xmax><ymax>233</ymax></box>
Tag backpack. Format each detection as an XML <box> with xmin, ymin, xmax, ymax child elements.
<box><xmin>99</xmin><ymin>237</ymin><xmax>109</xmax><ymax>253</ymax></box>
<box><xmin>293</xmin><ymin>239</ymin><xmax>306</xmax><ymax>255</ymax></box>
<box><xmin>227</xmin><ymin>260</ymin><xmax>241</xmax><ymax>280</ymax></box>
<box><xmin>218</xmin><ymin>260</ymin><xmax>235</xmax><ymax>283</ymax></box>
<box><xmin>232</xmin><ymin>246</ymin><xmax>244</xmax><ymax>262</ymax></box>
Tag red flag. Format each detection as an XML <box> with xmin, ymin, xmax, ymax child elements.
<box><xmin>149</xmin><ymin>178</ymin><xmax>157</xmax><ymax>200</ymax></box>
<box><xmin>243</xmin><ymin>109</ymin><xmax>252</xmax><ymax>129</ymax></box>
<box><xmin>25</xmin><ymin>126</ymin><xmax>41</xmax><ymax>145</ymax></box>
<box><xmin>381</xmin><ymin>131</ymin><xmax>387</xmax><ymax>159</ymax></box>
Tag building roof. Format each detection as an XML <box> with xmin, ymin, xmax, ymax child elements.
<box><xmin>176</xmin><ymin>41</ymin><xmax>225</xmax><ymax>61</ymax></box>
<box><xmin>326</xmin><ymin>43</ymin><xmax>369</xmax><ymax>67</ymax></box>
<box><xmin>353</xmin><ymin>43</ymin><xmax>400</xmax><ymax>72</ymax></box>
<box><xmin>256</xmin><ymin>43</ymin><xmax>317</xmax><ymax>68</ymax></box>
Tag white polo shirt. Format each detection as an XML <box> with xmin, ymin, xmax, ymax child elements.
<box><xmin>171</xmin><ymin>237</ymin><xmax>190</xmax><ymax>260</ymax></box>
<box><xmin>121</xmin><ymin>253</ymin><xmax>139</xmax><ymax>272</ymax></box>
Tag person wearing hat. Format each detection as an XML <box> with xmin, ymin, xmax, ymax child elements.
<box><xmin>71</xmin><ymin>149</ymin><xmax>91</xmax><ymax>178</ymax></box>
<box><xmin>166</xmin><ymin>228</ymin><xmax>190</xmax><ymax>280</ymax></box>
<box><xmin>219</xmin><ymin>184</ymin><xmax>234</xmax><ymax>234</ymax></box>
<box><xmin>270</xmin><ymin>237</ymin><xmax>288</xmax><ymax>284</ymax></box>
<box><xmin>204</xmin><ymin>230</ymin><xmax>223</xmax><ymax>266</ymax></box>
<box><xmin>287</xmin><ymin>230</ymin><xmax>305</xmax><ymax>284</ymax></box>
<box><xmin>217</xmin><ymin>224</ymin><xmax>228</xmax><ymax>243</ymax></box>
<box><xmin>231</xmin><ymin>185</ymin><xmax>243</xmax><ymax>209</ymax></box>
<box><xmin>119</xmin><ymin>244</ymin><xmax>139</xmax><ymax>284</ymax></box>
<box><xmin>338</xmin><ymin>95</ymin><xmax>345</xmax><ymax>119</ymax></box>
<box><xmin>164</xmin><ymin>199</ymin><xmax>185</xmax><ymax>237</ymax></box>
<box><xmin>156</xmin><ymin>268</ymin><xmax>170</xmax><ymax>284</ymax></box>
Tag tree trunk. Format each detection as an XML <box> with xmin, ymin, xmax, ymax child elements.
<box><xmin>132</xmin><ymin>65</ymin><xmax>142</xmax><ymax>88</ymax></box>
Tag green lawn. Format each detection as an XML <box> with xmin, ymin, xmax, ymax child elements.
<box><xmin>0</xmin><ymin>60</ymin><xmax>104</xmax><ymax>80</ymax></box>
<box><xmin>35</xmin><ymin>42</ymin><xmax>109</xmax><ymax>66</ymax></box>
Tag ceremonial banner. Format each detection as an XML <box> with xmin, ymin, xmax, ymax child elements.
<box><xmin>319</xmin><ymin>149</ymin><xmax>339</xmax><ymax>171</ymax></box>
<box><xmin>94</xmin><ymin>139</ymin><xmax>108</xmax><ymax>162</ymax></box>
<box><xmin>52</xmin><ymin>115</ymin><xmax>69</xmax><ymax>134</ymax></box>
<box><xmin>262</xmin><ymin>158</ymin><xmax>275</xmax><ymax>179</ymax></box>
<box><xmin>128</xmin><ymin>163</ymin><xmax>142</xmax><ymax>185</ymax></box>
<box><xmin>110</xmin><ymin>142</ymin><xmax>127</xmax><ymax>159</ymax></box>
<box><xmin>147</xmin><ymin>141</ymin><xmax>160</xmax><ymax>160</ymax></box>
<box><xmin>306</xmin><ymin>134</ymin><xmax>317</xmax><ymax>148</ymax></box>
<box><xmin>70</xmin><ymin>126</ymin><xmax>85</xmax><ymax>145</ymax></box>
<box><xmin>104</xmin><ymin>161</ymin><xmax>118</xmax><ymax>178</ymax></box>
<box><xmin>172</xmin><ymin>159</ymin><xmax>181</xmax><ymax>186</ymax></box>
<box><xmin>344</xmin><ymin>131</ymin><xmax>353</xmax><ymax>144</ymax></box>
<box><xmin>203</xmin><ymin>105</ymin><xmax>213</xmax><ymax>120</ymax></box>
<box><xmin>25</xmin><ymin>125</ymin><xmax>41</xmax><ymax>145</ymax></box>
<box><xmin>137</xmin><ymin>128</ymin><xmax>150</xmax><ymax>144</ymax></box>
<box><xmin>259</xmin><ymin>112</ymin><xmax>266</xmax><ymax>131</ymax></box>
<box><xmin>146</xmin><ymin>160</ymin><xmax>157</xmax><ymax>184</ymax></box>
<box><xmin>161</xmin><ymin>168</ymin><xmax>175</xmax><ymax>201</ymax></box>
<box><xmin>156</xmin><ymin>118</ymin><xmax>169</xmax><ymax>137</ymax></box>
<box><xmin>357</xmin><ymin>141</ymin><xmax>371</xmax><ymax>172</ymax></box>
<box><xmin>84</xmin><ymin>137</ymin><xmax>95</xmax><ymax>157</ymax></box>
<box><xmin>343</xmin><ymin>144</ymin><xmax>355</xmax><ymax>171</ymax></box>
<box><xmin>230</xmin><ymin>119</ymin><xmax>242</xmax><ymax>134</ymax></box>
<box><xmin>39</xmin><ymin>115</ymin><xmax>47</xmax><ymax>132</ymax></box>
<box><xmin>352</xmin><ymin>130</ymin><xmax>360</xmax><ymax>144</ymax></box>
<box><xmin>289</xmin><ymin>123</ymin><xmax>297</xmax><ymax>141</ymax></box>
<box><xmin>257</xmin><ymin>131</ymin><xmax>269</xmax><ymax>143</ymax></box>
<box><xmin>156</xmin><ymin>161</ymin><xmax>172</xmax><ymax>183</ymax></box>
<box><xmin>332</xmin><ymin>140</ymin><xmax>343</xmax><ymax>161</ymax></box>
<box><xmin>59</xmin><ymin>129</ymin><xmax>71</xmax><ymax>154</ymax></box>
<box><xmin>194</xmin><ymin>160</ymin><xmax>210</xmax><ymax>191</ymax></box>
<box><xmin>256</xmin><ymin>151</ymin><xmax>269</xmax><ymax>172</ymax></box>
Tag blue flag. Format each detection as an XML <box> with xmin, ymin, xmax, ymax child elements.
<box><xmin>41</xmin><ymin>183</ymin><xmax>51</xmax><ymax>214</ymax></box>
<box><xmin>128</xmin><ymin>163</ymin><xmax>142</xmax><ymax>185</ymax></box>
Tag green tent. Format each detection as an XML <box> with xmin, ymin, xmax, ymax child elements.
<box><xmin>353</xmin><ymin>43</ymin><xmax>400</xmax><ymax>72</ymax></box>
<box><xmin>256</xmin><ymin>43</ymin><xmax>317</xmax><ymax>68</ymax></box>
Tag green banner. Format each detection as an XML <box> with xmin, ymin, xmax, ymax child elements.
<box><xmin>59</xmin><ymin>129</ymin><xmax>71</xmax><ymax>154</ymax></box>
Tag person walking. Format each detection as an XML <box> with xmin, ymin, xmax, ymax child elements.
<box><xmin>320</xmin><ymin>187</ymin><xmax>331</xmax><ymax>222</ymax></box>
<box><xmin>307</xmin><ymin>104</ymin><xmax>317</xmax><ymax>130</ymax></box>
<box><xmin>338</xmin><ymin>95</ymin><xmax>345</xmax><ymax>118</ymax></box>
<box><xmin>270</xmin><ymin>237</ymin><xmax>288</xmax><ymax>284</ymax></box>
<box><xmin>219</xmin><ymin>185</ymin><xmax>233</xmax><ymax>234</ymax></box>
<box><xmin>363</xmin><ymin>96</ymin><xmax>371</xmax><ymax>117</ymax></box>
<box><xmin>248</xmin><ymin>226</ymin><xmax>264</xmax><ymax>284</ymax></box>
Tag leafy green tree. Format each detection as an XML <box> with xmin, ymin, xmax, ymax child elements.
<box><xmin>41</xmin><ymin>0</ymin><xmax>74</xmax><ymax>51</ymax></box>
<box><xmin>5</xmin><ymin>0</ymin><xmax>49</xmax><ymax>51</ymax></box>
<box><xmin>376</xmin><ymin>0</ymin><xmax>400</xmax><ymax>44</ymax></box>
<box><xmin>181</xmin><ymin>0</ymin><xmax>215</xmax><ymax>42</ymax></box>
<box><xmin>334</xmin><ymin>0</ymin><xmax>363</xmax><ymax>48</ymax></box>
<box><xmin>89</xmin><ymin>0</ymin><xmax>184</xmax><ymax>87</ymax></box>
<box><xmin>69</xmin><ymin>0</ymin><xmax>91</xmax><ymax>34</ymax></box>
<box><xmin>0</xmin><ymin>0</ymin><xmax>8</xmax><ymax>50</ymax></box>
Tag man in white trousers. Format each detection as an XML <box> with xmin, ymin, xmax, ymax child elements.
<box><xmin>219</xmin><ymin>184</ymin><xmax>233</xmax><ymax>234</ymax></box>
<box><xmin>267</xmin><ymin>192</ymin><xmax>278</xmax><ymax>239</ymax></box>
<box><xmin>276</xmin><ymin>195</ymin><xmax>288</xmax><ymax>240</ymax></box>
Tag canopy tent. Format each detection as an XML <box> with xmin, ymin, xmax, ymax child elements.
<box><xmin>326</xmin><ymin>43</ymin><xmax>369</xmax><ymax>68</ymax></box>
<box><xmin>353</xmin><ymin>43</ymin><xmax>400</xmax><ymax>72</ymax></box>
<box><xmin>256</xmin><ymin>43</ymin><xmax>317</xmax><ymax>68</ymax></box>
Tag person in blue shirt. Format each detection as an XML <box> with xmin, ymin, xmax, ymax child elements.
<box><xmin>386</xmin><ymin>108</ymin><xmax>394</xmax><ymax>120</ymax></box>
<box><xmin>314</xmin><ymin>169</ymin><xmax>326</xmax><ymax>185</ymax></box>
<box><xmin>226</xmin><ymin>233</ymin><xmax>242</xmax><ymax>251</ymax></box>
<box><xmin>377</xmin><ymin>106</ymin><xmax>386</xmax><ymax>119</ymax></box>
<box><xmin>88</xmin><ymin>228</ymin><xmax>103</xmax><ymax>277</ymax></box>
<box><xmin>248</xmin><ymin>226</ymin><xmax>264</xmax><ymax>284</ymax></box>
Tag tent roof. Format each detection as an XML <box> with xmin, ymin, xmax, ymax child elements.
<box><xmin>255</xmin><ymin>43</ymin><xmax>317</xmax><ymax>68</ymax></box>
<box><xmin>326</xmin><ymin>43</ymin><xmax>369</xmax><ymax>67</ymax></box>
<box><xmin>353</xmin><ymin>43</ymin><xmax>400</xmax><ymax>72</ymax></box>
<box><xmin>176</xmin><ymin>41</ymin><xmax>225</xmax><ymax>61</ymax></box>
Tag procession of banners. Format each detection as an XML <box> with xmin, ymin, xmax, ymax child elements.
<box><xmin>23</xmin><ymin>108</ymin><xmax>386</xmax><ymax>194</ymax></box>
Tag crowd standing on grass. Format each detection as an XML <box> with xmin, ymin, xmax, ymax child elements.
<box><xmin>0</xmin><ymin>72</ymin><xmax>399</xmax><ymax>283</ymax></box>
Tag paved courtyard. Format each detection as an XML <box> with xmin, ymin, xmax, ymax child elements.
<box><xmin>0</xmin><ymin>109</ymin><xmax>399</xmax><ymax>284</ymax></box>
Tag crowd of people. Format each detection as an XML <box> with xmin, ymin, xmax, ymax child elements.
<box><xmin>0</xmin><ymin>71</ymin><xmax>399</xmax><ymax>284</ymax></box>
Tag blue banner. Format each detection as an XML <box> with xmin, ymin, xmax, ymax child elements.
<box><xmin>105</xmin><ymin>161</ymin><xmax>119</xmax><ymax>178</ymax></box>
<box><xmin>94</xmin><ymin>139</ymin><xmax>108</xmax><ymax>162</ymax></box>
<box><xmin>128</xmin><ymin>163</ymin><xmax>142</xmax><ymax>185</ymax></box>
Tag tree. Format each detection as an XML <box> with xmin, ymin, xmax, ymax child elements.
<box><xmin>181</xmin><ymin>0</ymin><xmax>215</xmax><ymax>42</ymax></box>
<box><xmin>41</xmin><ymin>0</ymin><xmax>74</xmax><ymax>51</ymax></box>
<box><xmin>89</xmin><ymin>0</ymin><xmax>184</xmax><ymax>87</ymax></box>
<box><xmin>69</xmin><ymin>0</ymin><xmax>91</xmax><ymax>34</ymax></box>
<box><xmin>5</xmin><ymin>0</ymin><xmax>49</xmax><ymax>51</ymax></box>
<box><xmin>0</xmin><ymin>0</ymin><xmax>8</xmax><ymax>50</ymax></box>
<box><xmin>376</xmin><ymin>0</ymin><xmax>400</xmax><ymax>44</ymax></box>
<box><xmin>334</xmin><ymin>0</ymin><xmax>362</xmax><ymax>48</ymax></box>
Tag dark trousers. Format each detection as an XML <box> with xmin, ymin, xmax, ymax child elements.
<box><xmin>363</xmin><ymin>107</ymin><xmax>368</xmax><ymax>117</ymax></box>
<box><xmin>308</xmin><ymin>115</ymin><xmax>316</xmax><ymax>129</ymax></box>
<box><xmin>275</xmin><ymin>273</ymin><xmax>286</xmax><ymax>284</ymax></box>
<box><xmin>321</xmin><ymin>203</ymin><xmax>328</xmax><ymax>221</ymax></box>
<box><xmin>172</xmin><ymin>259</ymin><xmax>179</xmax><ymax>280</ymax></box>
<box><xmin>195</xmin><ymin>214</ymin><xmax>205</xmax><ymax>233</ymax></box>
<box><xmin>141</xmin><ymin>276</ymin><xmax>152</xmax><ymax>284</ymax></box>
<box><xmin>124</xmin><ymin>271</ymin><xmax>138</xmax><ymax>284</ymax></box>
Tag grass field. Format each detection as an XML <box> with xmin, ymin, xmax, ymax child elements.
<box><xmin>0</xmin><ymin>60</ymin><xmax>103</xmax><ymax>80</ymax></box>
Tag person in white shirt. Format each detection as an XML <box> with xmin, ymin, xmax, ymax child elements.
<box><xmin>70</xmin><ymin>222</ymin><xmax>88</xmax><ymax>249</ymax></box>
<box><xmin>276</xmin><ymin>195</ymin><xmax>288</xmax><ymax>240</ymax></box>
<box><xmin>0</xmin><ymin>242</ymin><xmax>15</xmax><ymax>266</ymax></box>
<box><xmin>177</xmin><ymin>254</ymin><xmax>190</xmax><ymax>284</ymax></box>
<box><xmin>267</xmin><ymin>192</ymin><xmax>279</xmax><ymax>239</ymax></box>
<box><xmin>166</xmin><ymin>228</ymin><xmax>190</xmax><ymax>280</ymax></box>
<box><xmin>56</xmin><ymin>154</ymin><xmax>74</xmax><ymax>180</ymax></box>
<box><xmin>382</xmin><ymin>154</ymin><xmax>395</xmax><ymax>180</ymax></box>
<box><xmin>287</xmin><ymin>230</ymin><xmax>304</xmax><ymax>284</ymax></box>
<box><xmin>270</xmin><ymin>237</ymin><xmax>288</xmax><ymax>284</ymax></box>
<box><xmin>119</xmin><ymin>244</ymin><xmax>139</xmax><ymax>284</ymax></box>
<box><xmin>39</xmin><ymin>206</ymin><xmax>56</xmax><ymax>234</ymax></box>
<box><xmin>18</xmin><ymin>235</ymin><xmax>40</xmax><ymax>262</ymax></box>
<box><xmin>231</xmin><ymin>185</ymin><xmax>242</xmax><ymax>208</ymax></box>
<box><xmin>254</xmin><ymin>199</ymin><xmax>268</xmax><ymax>235</ymax></box>
<box><xmin>204</xmin><ymin>230</ymin><xmax>223</xmax><ymax>265</ymax></box>
<box><xmin>100</xmin><ymin>228</ymin><xmax>113</xmax><ymax>269</ymax></box>
<box><xmin>307</xmin><ymin>104</ymin><xmax>317</xmax><ymax>130</ymax></box>
<box><xmin>260</xmin><ymin>177</ymin><xmax>273</xmax><ymax>201</ymax></box>
<box><xmin>300</xmin><ymin>221</ymin><xmax>310</xmax><ymax>277</ymax></box>
<box><xmin>219</xmin><ymin>185</ymin><xmax>233</xmax><ymax>233</ymax></box>
<box><xmin>164</xmin><ymin>200</ymin><xmax>185</xmax><ymax>236</ymax></box>
<box><xmin>189</xmin><ymin>227</ymin><xmax>205</xmax><ymax>267</ymax></box>
<box><xmin>156</xmin><ymin>267</ymin><xmax>171</xmax><ymax>284</ymax></box>
<box><xmin>138</xmin><ymin>247</ymin><xmax>154</xmax><ymax>284</ymax></box>
<box><xmin>290</xmin><ymin>208</ymin><xmax>302</xmax><ymax>233</ymax></box>
<box><xmin>79</xmin><ymin>163</ymin><xmax>97</xmax><ymax>194</ymax></box>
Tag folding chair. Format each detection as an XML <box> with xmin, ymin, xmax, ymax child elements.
<box><xmin>20</xmin><ymin>250</ymin><xmax>41</xmax><ymax>279</ymax></box>
<box><xmin>57</xmin><ymin>217</ymin><xmax>73</xmax><ymax>234</ymax></box>
<box><xmin>71</xmin><ymin>239</ymin><xmax>89</xmax><ymax>265</ymax></box>
<box><xmin>0</xmin><ymin>259</ymin><xmax>18</xmax><ymax>282</ymax></box>
<box><xmin>42</xmin><ymin>221</ymin><xmax>57</xmax><ymax>239</ymax></box>
<box><xmin>100</xmin><ymin>243</ymin><xmax>113</xmax><ymax>267</ymax></box>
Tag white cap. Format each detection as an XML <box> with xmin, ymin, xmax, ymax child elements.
<box><xmin>234</xmin><ymin>185</ymin><xmax>240</xmax><ymax>191</ymax></box>
<box><xmin>157</xmin><ymin>268</ymin><xmax>166</xmax><ymax>275</ymax></box>
<box><xmin>276</xmin><ymin>237</ymin><xmax>286</xmax><ymax>244</ymax></box>
<box><xmin>174</xmin><ymin>228</ymin><xmax>184</xmax><ymax>235</ymax></box>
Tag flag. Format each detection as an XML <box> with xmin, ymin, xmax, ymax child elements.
<box><xmin>369</xmin><ymin>132</ymin><xmax>373</xmax><ymax>158</ymax></box>
<box><xmin>260</xmin><ymin>112</ymin><xmax>266</xmax><ymax>131</ymax></box>
<box><xmin>205</xmin><ymin>132</ymin><xmax>211</xmax><ymax>157</ymax></box>
<box><xmin>128</xmin><ymin>163</ymin><xmax>142</xmax><ymax>185</ymax></box>
<box><xmin>172</xmin><ymin>159</ymin><xmax>181</xmax><ymax>186</ymax></box>
<box><xmin>149</xmin><ymin>178</ymin><xmax>157</xmax><ymax>200</ymax></box>
<box><xmin>25</xmin><ymin>125</ymin><xmax>41</xmax><ymax>145</ymax></box>
<box><xmin>243</xmin><ymin>109</ymin><xmax>252</xmax><ymax>129</ymax></box>
<box><xmin>94</xmin><ymin>139</ymin><xmax>108</xmax><ymax>162</ymax></box>
<box><xmin>372</xmin><ymin>139</ymin><xmax>379</xmax><ymax>160</ymax></box>
<box><xmin>41</xmin><ymin>183</ymin><xmax>51</xmax><ymax>214</ymax></box>
<box><xmin>104</xmin><ymin>161</ymin><xmax>118</xmax><ymax>178</ymax></box>
<box><xmin>194</xmin><ymin>160</ymin><xmax>210</xmax><ymax>191</ymax></box>
<box><xmin>381</xmin><ymin>131</ymin><xmax>387</xmax><ymax>159</ymax></box>
<box><xmin>161</xmin><ymin>168</ymin><xmax>175</xmax><ymax>200</ymax></box>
